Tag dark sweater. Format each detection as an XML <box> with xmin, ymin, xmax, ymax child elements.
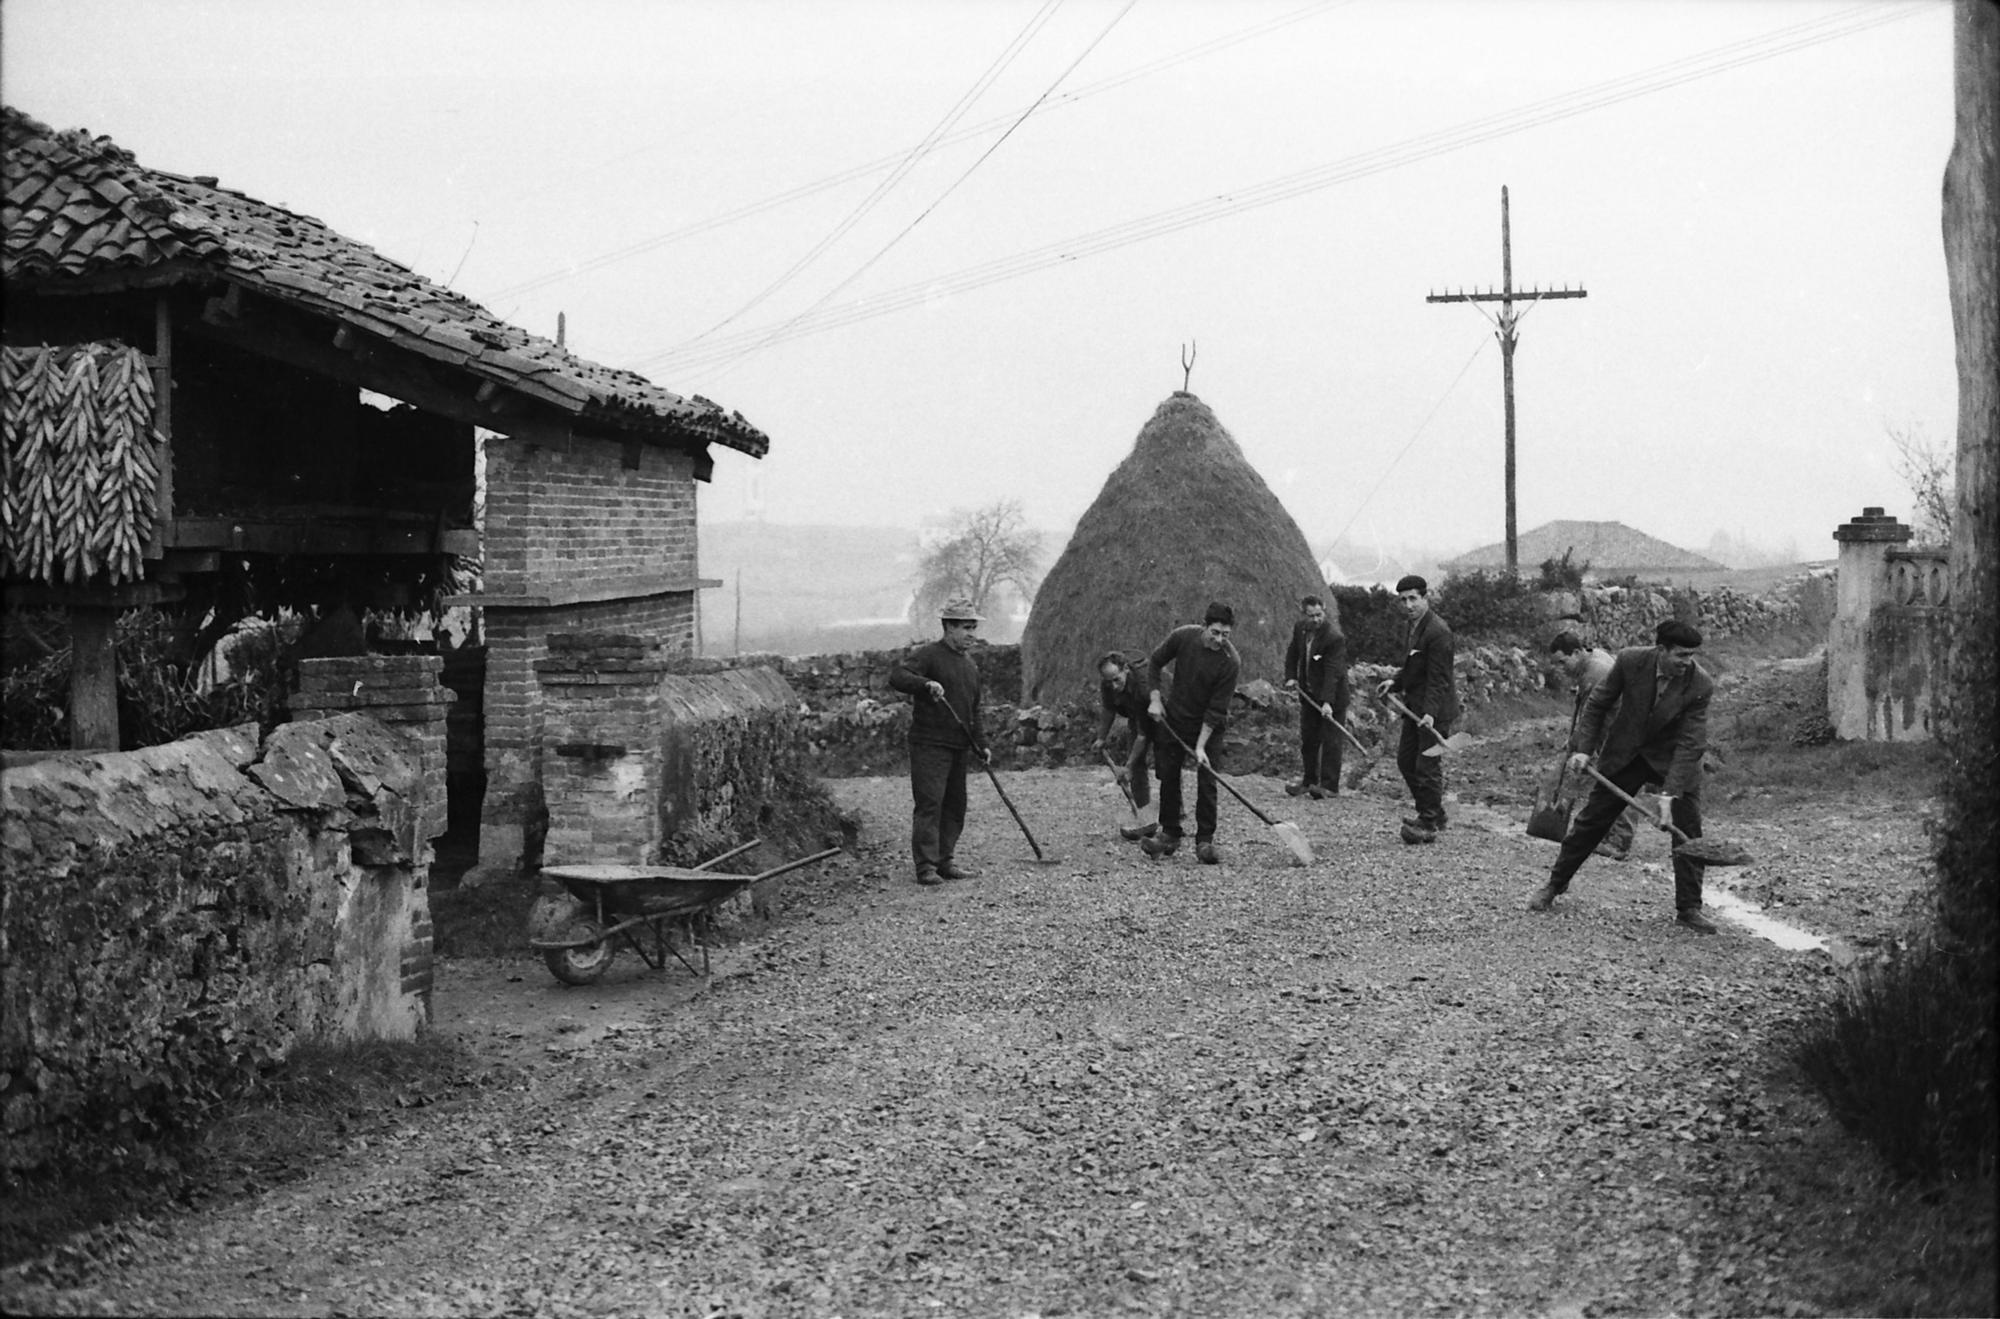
<box><xmin>888</xmin><ymin>641</ymin><xmax>985</xmax><ymax>751</ymax></box>
<box><xmin>1147</xmin><ymin>625</ymin><xmax>1240</xmax><ymax>737</ymax></box>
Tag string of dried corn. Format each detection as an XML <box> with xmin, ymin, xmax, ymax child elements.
<box><xmin>1</xmin><ymin>343</ymin><xmax>161</xmax><ymax>586</ymax></box>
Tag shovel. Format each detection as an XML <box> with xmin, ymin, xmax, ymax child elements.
<box><xmin>1100</xmin><ymin>747</ymin><xmax>1158</xmax><ymax>840</ymax></box>
<box><xmin>934</xmin><ymin>697</ymin><xmax>1056</xmax><ymax>864</ymax></box>
<box><xmin>1154</xmin><ymin>718</ymin><xmax>1313</xmax><ymax>867</ymax></box>
<box><xmin>1378</xmin><ymin>691</ymin><xmax>1475</xmax><ymax>757</ymax></box>
<box><xmin>1580</xmin><ymin>764</ymin><xmax>1752</xmax><ymax>867</ymax></box>
<box><xmin>1292</xmin><ymin>688</ymin><xmax>1368</xmax><ymax>755</ymax></box>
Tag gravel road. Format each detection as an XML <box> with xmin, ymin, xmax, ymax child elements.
<box><xmin>1</xmin><ymin>731</ymin><xmax>1928</xmax><ymax>1318</ymax></box>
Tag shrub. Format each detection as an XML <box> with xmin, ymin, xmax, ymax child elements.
<box><xmin>1797</xmin><ymin>943</ymin><xmax>1998</xmax><ymax>1182</ymax></box>
<box><xmin>1329</xmin><ymin>585</ymin><xmax>1406</xmax><ymax>665</ymax></box>
<box><xmin>1537</xmin><ymin>550</ymin><xmax>1589</xmax><ymax>591</ymax></box>
<box><xmin>0</xmin><ymin>608</ymin><xmax>292</xmax><ymax>751</ymax></box>
<box><xmin>1431</xmin><ymin>569</ymin><xmax>1544</xmax><ymax>640</ymax></box>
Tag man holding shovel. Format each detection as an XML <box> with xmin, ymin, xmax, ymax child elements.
<box><xmin>1549</xmin><ymin>630</ymin><xmax>1641</xmax><ymax>860</ymax></box>
<box><xmin>888</xmin><ymin>598</ymin><xmax>991</xmax><ymax>887</ymax></box>
<box><xmin>1092</xmin><ymin>651</ymin><xmax>1156</xmax><ymax>828</ymax></box>
<box><xmin>1375</xmin><ymin>575</ymin><xmax>1458</xmax><ymax>843</ymax></box>
<box><xmin>1527</xmin><ymin>619</ymin><xmax>1720</xmax><ymax>933</ymax></box>
<box><xmin>1140</xmin><ymin>603</ymin><xmax>1241</xmax><ymax>865</ymax></box>
<box><xmin>1283</xmin><ymin>594</ymin><xmax>1349</xmax><ymax>799</ymax></box>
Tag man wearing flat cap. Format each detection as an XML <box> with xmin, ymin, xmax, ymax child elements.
<box><xmin>1528</xmin><ymin>618</ymin><xmax>1721</xmax><ymax>933</ymax></box>
<box><xmin>888</xmin><ymin>598</ymin><xmax>991</xmax><ymax>886</ymax></box>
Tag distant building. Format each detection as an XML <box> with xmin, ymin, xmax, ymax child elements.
<box><xmin>1440</xmin><ymin>520</ymin><xmax>1721</xmax><ymax>577</ymax></box>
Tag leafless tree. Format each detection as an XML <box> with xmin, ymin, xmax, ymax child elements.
<box><xmin>1889</xmin><ymin>420</ymin><xmax>1955</xmax><ymax>544</ymax></box>
<box><xmin>912</xmin><ymin>500</ymin><xmax>1043</xmax><ymax>623</ymax></box>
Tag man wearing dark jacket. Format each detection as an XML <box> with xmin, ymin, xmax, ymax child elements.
<box><xmin>1282</xmin><ymin>594</ymin><xmax>1349</xmax><ymax>799</ymax></box>
<box><xmin>1140</xmin><ymin>603</ymin><xmax>1241</xmax><ymax>865</ymax></box>
<box><xmin>1375</xmin><ymin>574</ymin><xmax>1457</xmax><ymax>842</ymax></box>
<box><xmin>1092</xmin><ymin>651</ymin><xmax>1155</xmax><ymax>809</ymax></box>
<box><xmin>1528</xmin><ymin>619</ymin><xmax>1719</xmax><ymax>933</ymax></box>
<box><xmin>887</xmin><ymin>598</ymin><xmax>991</xmax><ymax>886</ymax></box>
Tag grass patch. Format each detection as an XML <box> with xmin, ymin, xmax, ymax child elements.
<box><xmin>1723</xmin><ymin>737</ymin><xmax>1945</xmax><ymax>799</ymax></box>
<box><xmin>0</xmin><ymin>1036</ymin><xmax>484</xmax><ymax>1273</ymax></box>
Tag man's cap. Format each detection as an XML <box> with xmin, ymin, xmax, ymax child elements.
<box><xmin>1549</xmin><ymin>629</ymin><xmax>1584</xmax><ymax>654</ymax></box>
<box><xmin>1656</xmin><ymin>619</ymin><xmax>1703</xmax><ymax>648</ymax></box>
<box><xmin>1395</xmin><ymin>574</ymin><xmax>1428</xmax><ymax>595</ymax></box>
<box><xmin>939</xmin><ymin>597</ymin><xmax>984</xmax><ymax>622</ymax></box>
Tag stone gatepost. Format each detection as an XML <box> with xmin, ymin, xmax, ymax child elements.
<box><xmin>535</xmin><ymin>633</ymin><xmax>668</xmax><ymax>865</ymax></box>
<box><xmin>1828</xmin><ymin>507</ymin><xmax>1946</xmax><ymax>741</ymax></box>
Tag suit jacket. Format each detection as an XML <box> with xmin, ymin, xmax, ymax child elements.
<box><xmin>1389</xmin><ymin>609</ymin><xmax>1458</xmax><ymax>727</ymax></box>
<box><xmin>1573</xmin><ymin>645</ymin><xmax>1712</xmax><ymax>796</ymax></box>
<box><xmin>1284</xmin><ymin>619</ymin><xmax>1348</xmax><ymax>709</ymax></box>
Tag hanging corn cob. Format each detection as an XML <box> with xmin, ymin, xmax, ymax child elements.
<box><xmin>1</xmin><ymin>343</ymin><xmax>162</xmax><ymax>586</ymax></box>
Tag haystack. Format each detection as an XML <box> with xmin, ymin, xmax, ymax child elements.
<box><xmin>1021</xmin><ymin>392</ymin><xmax>1325</xmax><ymax>705</ymax></box>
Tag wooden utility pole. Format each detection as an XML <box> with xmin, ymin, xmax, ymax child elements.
<box><xmin>1427</xmin><ymin>187</ymin><xmax>1587</xmax><ymax>572</ymax></box>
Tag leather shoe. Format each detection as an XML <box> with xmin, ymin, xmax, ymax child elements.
<box><xmin>1676</xmin><ymin>907</ymin><xmax>1719</xmax><ymax>935</ymax></box>
<box><xmin>1285</xmin><ymin>780</ymin><xmax>1311</xmax><ymax>797</ymax></box>
<box><xmin>915</xmin><ymin>869</ymin><xmax>943</xmax><ymax>887</ymax></box>
<box><xmin>1140</xmin><ymin>834</ymin><xmax>1180</xmax><ymax>859</ymax></box>
<box><xmin>936</xmin><ymin>861</ymin><xmax>972</xmax><ymax>880</ymax></box>
<box><xmin>1307</xmin><ymin>785</ymin><xmax>1328</xmax><ymax>800</ymax></box>
<box><xmin>1526</xmin><ymin>882</ymin><xmax>1559</xmax><ymax>912</ymax></box>
<box><xmin>1196</xmin><ymin>841</ymin><xmax>1221</xmax><ymax>865</ymax></box>
<box><xmin>1399</xmin><ymin>823</ymin><xmax>1436</xmax><ymax>845</ymax></box>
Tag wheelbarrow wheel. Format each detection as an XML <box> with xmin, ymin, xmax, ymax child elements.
<box><xmin>544</xmin><ymin>917</ymin><xmax>615</xmax><ymax>986</ymax></box>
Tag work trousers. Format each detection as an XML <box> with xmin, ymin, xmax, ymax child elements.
<box><xmin>1119</xmin><ymin>726</ymin><xmax>1153</xmax><ymax>808</ymax></box>
<box><xmin>1396</xmin><ymin>715</ymin><xmax>1450</xmax><ymax>828</ymax></box>
<box><xmin>1153</xmin><ymin>724</ymin><xmax>1220</xmax><ymax>843</ymax></box>
<box><xmin>1548</xmin><ymin>758</ymin><xmax>1706</xmax><ymax>909</ymax></box>
<box><xmin>1297</xmin><ymin>696</ymin><xmax>1346</xmax><ymax>790</ymax></box>
<box><xmin>908</xmin><ymin>741</ymin><xmax>969</xmax><ymax>874</ymax></box>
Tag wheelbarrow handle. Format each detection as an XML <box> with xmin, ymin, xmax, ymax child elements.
<box><xmin>1579</xmin><ymin>763</ymin><xmax>1691</xmax><ymax>846</ymax></box>
<box><xmin>748</xmin><ymin>846</ymin><xmax>846</xmax><ymax>884</ymax></box>
<box><xmin>695</xmin><ymin>838</ymin><xmax>762</xmax><ymax>872</ymax></box>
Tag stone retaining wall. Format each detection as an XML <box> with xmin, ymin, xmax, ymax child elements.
<box><xmin>0</xmin><ymin>711</ymin><xmax>441</xmax><ymax>1171</ymax></box>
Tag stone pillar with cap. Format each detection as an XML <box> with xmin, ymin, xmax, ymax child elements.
<box><xmin>1828</xmin><ymin>507</ymin><xmax>1913</xmax><ymax>740</ymax></box>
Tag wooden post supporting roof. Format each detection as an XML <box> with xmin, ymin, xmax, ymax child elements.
<box><xmin>68</xmin><ymin>606</ymin><xmax>119</xmax><ymax>750</ymax></box>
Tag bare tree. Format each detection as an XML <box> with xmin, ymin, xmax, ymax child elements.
<box><xmin>1889</xmin><ymin>420</ymin><xmax>1955</xmax><ymax>544</ymax></box>
<box><xmin>911</xmin><ymin>500</ymin><xmax>1044</xmax><ymax>623</ymax></box>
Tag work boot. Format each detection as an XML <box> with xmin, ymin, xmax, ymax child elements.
<box><xmin>1399</xmin><ymin>822</ymin><xmax>1436</xmax><ymax>845</ymax></box>
<box><xmin>936</xmin><ymin>861</ymin><xmax>972</xmax><ymax>880</ymax></box>
<box><xmin>1140</xmin><ymin>833</ymin><xmax>1180</xmax><ymax>859</ymax></box>
<box><xmin>1402</xmin><ymin>816</ymin><xmax>1446</xmax><ymax>832</ymax></box>
<box><xmin>915</xmin><ymin>868</ymin><xmax>943</xmax><ymax>887</ymax></box>
<box><xmin>1285</xmin><ymin>779</ymin><xmax>1312</xmax><ymax>797</ymax></box>
<box><xmin>1307</xmin><ymin>785</ymin><xmax>1328</xmax><ymax>800</ymax></box>
<box><xmin>1526</xmin><ymin>882</ymin><xmax>1560</xmax><ymax>912</ymax></box>
<box><xmin>1676</xmin><ymin>907</ymin><xmax>1719</xmax><ymax>935</ymax></box>
<box><xmin>1196</xmin><ymin>841</ymin><xmax>1221</xmax><ymax>865</ymax></box>
<box><xmin>1118</xmin><ymin>821</ymin><xmax>1160</xmax><ymax>841</ymax></box>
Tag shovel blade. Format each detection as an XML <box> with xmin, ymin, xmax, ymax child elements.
<box><xmin>1271</xmin><ymin>820</ymin><xmax>1314</xmax><ymax>867</ymax></box>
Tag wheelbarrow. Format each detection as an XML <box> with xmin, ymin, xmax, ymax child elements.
<box><xmin>531</xmin><ymin>840</ymin><xmax>843</xmax><ymax>985</ymax></box>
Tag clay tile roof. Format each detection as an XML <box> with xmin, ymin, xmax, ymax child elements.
<box><xmin>2</xmin><ymin>106</ymin><xmax>768</xmax><ymax>458</ymax></box>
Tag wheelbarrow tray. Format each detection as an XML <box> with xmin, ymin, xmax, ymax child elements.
<box><xmin>543</xmin><ymin>863</ymin><xmax>754</xmax><ymax>920</ymax></box>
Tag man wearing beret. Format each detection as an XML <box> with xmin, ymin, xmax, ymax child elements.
<box><xmin>1374</xmin><ymin>574</ymin><xmax>1458</xmax><ymax>843</ymax></box>
<box><xmin>1528</xmin><ymin>618</ymin><xmax>1720</xmax><ymax>933</ymax></box>
<box><xmin>888</xmin><ymin>598</ymin><xmax>991</xmax><ymax>886</ymax></box>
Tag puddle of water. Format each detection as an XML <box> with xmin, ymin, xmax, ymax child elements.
<box><xmin>1707</xmin><ymin>887</ymin><xmax>1826</xmax><ymax>951</ymax></box>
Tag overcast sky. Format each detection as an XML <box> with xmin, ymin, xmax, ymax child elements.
<box><xmin>5</xmin><ymin>0</ymin><xmax>1957</xmax><ymax>566</ymax></box>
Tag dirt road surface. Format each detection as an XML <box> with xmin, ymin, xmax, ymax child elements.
<box><xmin>1</xmin><ymin>716</ymin><xmax>1935</xmax><ymax>1317</ymax></box>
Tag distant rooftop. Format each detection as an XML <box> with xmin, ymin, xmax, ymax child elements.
<box><xmin>1442</xmin><ymin>519</ymin><xmax>1722</xmax><ymax>573</ymax></box>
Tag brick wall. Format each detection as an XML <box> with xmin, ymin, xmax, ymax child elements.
<box><xmin>481</xmin><ymin>435</ymin><xmax>697</xmax><ymax>592</ymax></box>
<box><xmin>537</xmin><ymin>634</ymin><xmax>670</xmax><ymax>865</ymax></box>
<box><xmin>290</xmin><ymin>655</ymin><xmax>453</xmax><ymax>865</ymax></box>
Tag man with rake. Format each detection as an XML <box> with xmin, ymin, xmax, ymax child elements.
<box><xmin>1528</xmin><ymin>619</ymin><xmax>1721</xmax><ymax>934</ymax></box>
<box><xmin>1139</xmin><ymin>603</ymin><xmax>1241</xmax><ymax>866</ymax></box>
<box><xmin>888</xmin><ymin>598</ymin><xmax>991</xmax><ymax>887</ymax></box>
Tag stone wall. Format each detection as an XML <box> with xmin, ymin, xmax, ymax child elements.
<box><xmin>0</xmin><ymin>711</ymin><xmax>441</xmax><ymax>1171</ymax></box>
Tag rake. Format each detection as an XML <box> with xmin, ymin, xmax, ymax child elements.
<box><xmin>933</xmin><ymin>698</ymin><xmax>1057</xmax><ymax>864</ymax></box>
<box><xmin>1099</xmin><ymin>747</ymin><xmax>1158</xmax><ymax>840</ymax></box>
<box><xmin>1153</xmin><ymin>719</ymin><xmax>1313</xmax><ymax>867</ymax></box>
<box><xmin>1378</xmin><ymin>691</ymin><xmax>1475</xmax><ymax>756</ymax></box>
<box><xmin>1581</xmin><ymin>764</ymin><xmax>1752</xmax><ymax>867</ymax></box>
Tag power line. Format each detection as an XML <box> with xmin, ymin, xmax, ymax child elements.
<box><xmin>698</xmin><ymin>0</ymin><xmax>1139</xmax><ymax>385</ymax></box>
<box><xmin>678</xmin><ymin>0</ymin><xmax>1066</xmax><ymax>346</ymax></box>
<box><xmin>1333</xmin><ymin>336</ymin><xmax>1492</xmax><ymax>550</ymax></box>
<box><xmin>482</xmin><ymin>0</ymin><xmax>1350</xmax><ymax>301</ymax></box>
<box><xmin>630</xmin><ymin>2</ymin><xmax>1918</xmax><ymax>376</ymax></box>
